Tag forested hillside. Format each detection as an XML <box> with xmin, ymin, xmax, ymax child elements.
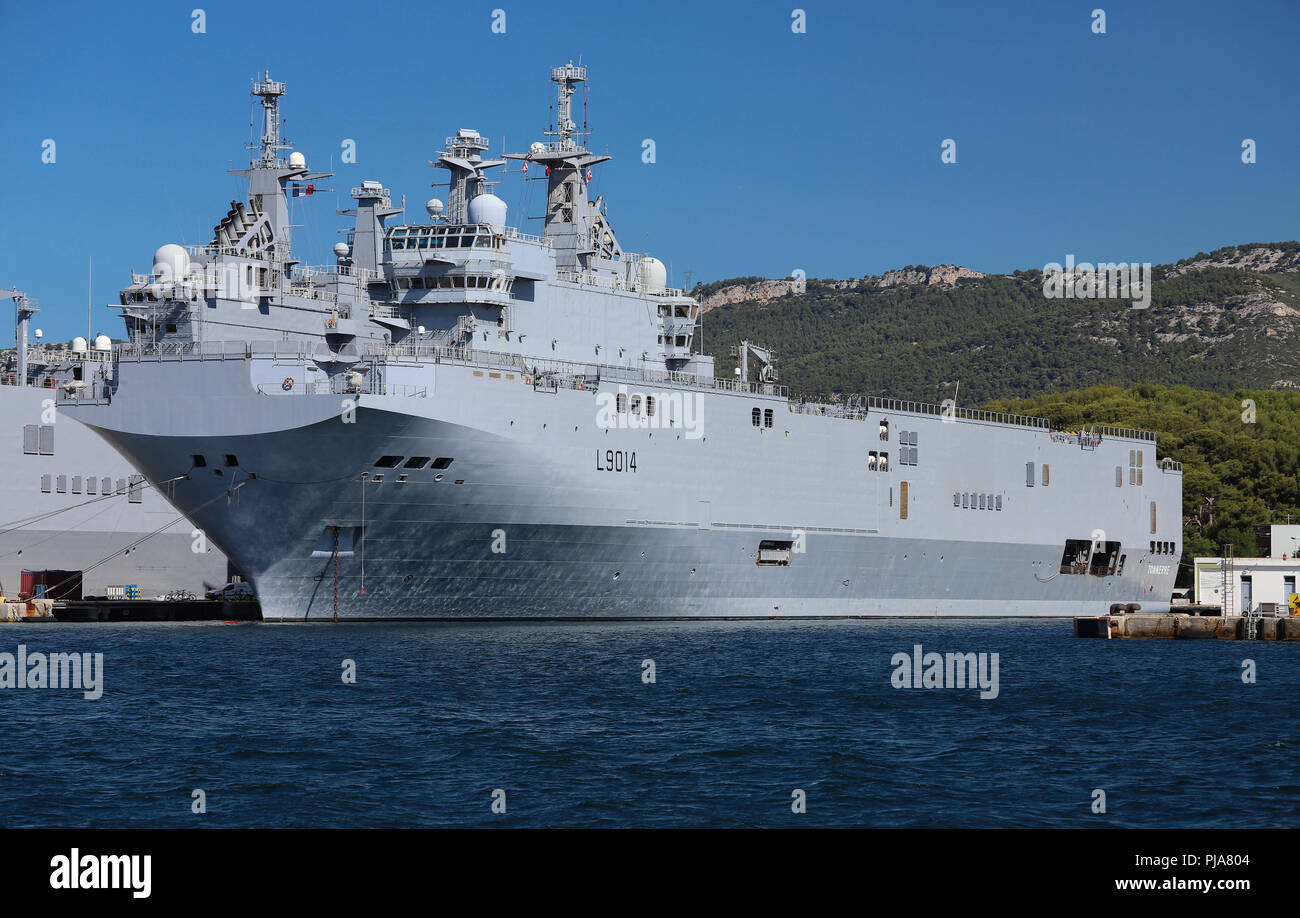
<box><xmin>697</xmin><ymin>242</ymin><xmax>1300</xmax><ymax>404</ymax></box>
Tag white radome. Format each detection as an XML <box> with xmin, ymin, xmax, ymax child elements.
<box><xmin>333</xmin><ymin>242</ymin><xmax>350</xmax><ymax>258</ymax></box>
<box><xmin>467</xmin><ymin>193</ymin><xmax>507</xmax><ymax>232</ymax></box>
<box><xmin>153</xmin><ymin>243</ymin><xmax>189</xmax><ymax>281</ymax></box>
<box><xmin>639</xmin><ymin>256</ymin><xmax>667</xmax><ymax>295</ymax></box>
<box><xmin>530</xmin><ymin>141</ymin><xmax>546</xmax><ymax>154</ymax></box>
<box><xmin>71</xmin><ymin>336</ymin><xmax>88</xmax><ymax>354</ymax></box>
<box><xmin>94</xmin><ymin>334</ymin><xmax>112</xmax><ymax>351</ymax></box>
<box><xmin>288</xmin><ymin>151</ymin><xmax>306</xmax><ymax>170</ymax></box>
<box><xmin>426</xmin><ymin>198</ymin><xmax>444</xmax><ymax>218</ymax></box>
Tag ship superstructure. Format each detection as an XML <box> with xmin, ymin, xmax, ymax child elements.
<box><xmin>61</xmin><ymin>66</ymin><xmax>1184</xmax><ymax>620</ymax></box>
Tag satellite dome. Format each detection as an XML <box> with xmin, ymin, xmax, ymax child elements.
<box><xmin>288</xmin><ymin>151</ymin><xmax>306</xmax><ymax>169</ymax></box>
<box><xmin>467</xmin><ymin>193</ymin><xmax>507</xmax><ymax>232</ymax></box>
<box><xmin>71</xmin><ymin>336</ymin><xmax>88</xmax><ymax>354</ymax></box>
<box><xmin>530</xmin><ymin>142</ymin><xmax>546</xmax><ymax>155</ymax></box>
<box><xmin>333</xmin><ymin>242</ymin><xmax>351</xmax><ymax>258</ymax></box>
<box><xmin>94</xmin><ymin>334</ymin><xmax>112</xmax><ymax>351</ymax></box>
<box><xmin>34</xmin><ymin>328</ymin><xmax>43</xmax><ymax>340</ymax></box>
<box><xmin>153</xmin><ymin>244</ymin><xmax>189</xmax><ymax>281</ymax></box>
<box><xmin>639</xmin><ymin>256</ymin><xmax>667</xmax><ymax>295</ymax></box>
<box><xmin>425</xmin><ymin>198</ymin><xmax>444</xmax><ymax>218</ymax></box>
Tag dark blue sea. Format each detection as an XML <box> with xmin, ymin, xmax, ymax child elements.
<box><xmin>1</xmin><ymin>620</ymin><xmax>1295</xmax><ymax>828</ymax></box>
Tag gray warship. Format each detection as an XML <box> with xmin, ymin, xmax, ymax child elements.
<box><xmin>1</xmin><ymin>290</ymin><xmax>230</xmax><ymax>599</ymax></box>
<box><xmin>61</xmin><ymin>66</ymin><xmax>1184</xmax><ymax>620</ymax></box>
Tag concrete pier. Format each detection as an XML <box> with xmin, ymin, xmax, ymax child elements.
<box><xmin>1075</xmin><ymin>613</ymin><xmax>1300</xmax><ymax>640</ymax></box>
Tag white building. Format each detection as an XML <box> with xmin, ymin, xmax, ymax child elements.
<box><xmin>1194</xmin><ymin>557</ymin><xmax>1299</xmax><ymax>615</ymax></box>
<box><xmin>1193</xmin><ymin>525</ymin><xmax>1300</xmax><ymax>615</ymax></box>
<box><xmin>1269</xmin><ymin>524</ymin><xmax>1300</xmax><ymax>560</ymax></box>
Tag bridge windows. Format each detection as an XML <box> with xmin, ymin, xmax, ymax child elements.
<box><xmin>374</xmin><ymin>456</ymin><xmax>403</xmax><ymax>468</ymax></box>
<box><xmin>764</xmin><ymin>409</ymin><xmax>774</xmax><ymax>428</ymax></box>
<box><xmin>386</xmin><ymin>225</ymin><xmax>501</xmax><ymax>252</ymax></box>
<box><xmin>404</xmin><ymin>457</ymin><xmax>431</xmax><ymax>469</ymax></box>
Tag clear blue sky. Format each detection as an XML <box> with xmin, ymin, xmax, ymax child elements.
<box><xmin>1</xmin><ymin>0</ymin><xmax>1296</xmax><ymax>342</ymax></box>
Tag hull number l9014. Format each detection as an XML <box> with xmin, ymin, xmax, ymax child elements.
<box><xmin>597</xmin><ymin>449</ymin><xmax>637</xmax><ymax>473</ymax></box>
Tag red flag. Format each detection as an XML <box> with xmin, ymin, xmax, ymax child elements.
<box><xmin>545</xmin><ymin>166</ymin><xmax>551</xmax><ymax>176</ymax></box>
<box><xmin>586</xmin><ymin>169</ymin><xmax>593</xmax><ymax>182</ymax></box>
<box><xmin>521</xmin><ymin>162</ymin><xmax>529</xmax><ymax>174</ymax></box>
<box><xmin>305</xmin><ymin>184</ymin><xmax>314</xmax><ymax>195</ymax></box>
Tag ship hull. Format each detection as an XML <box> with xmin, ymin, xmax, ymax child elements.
<box><xmin>1</xmin><ymin>384</ymin><xmax>228</xmax><ymax>599</ymax></box>
<box><xmin>69</xmin><ymin>356</ymin><xmax>1182</xmax><ymax>620</ymax></box>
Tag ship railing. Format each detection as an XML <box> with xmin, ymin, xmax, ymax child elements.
<box><xmin>1159</xmin><ymin>458</ymin><xmax>1183</xmax><ymax>472</ymax></box>
<box><xmin>1090</xmin><ymin>424</ymin><xmax>1157</xmax><ymax>442</ymax></box>
<box><xmin>182</xmin><ymin>244</ymin><xmax>244</xmax><ymax>258</ymax></box>
<box><xmin>179</xmin><ymin>244</ymin><xmax>293</xmax><ymax>265</ymax></box>
<box><xmin>363</xmin><ymin>341</ymin><xmax>788</xmax><ymax>397</ymax></box>
<box><xmin>7</xmin><ymin>371</ymin><xmax>107</xmax><ymax>390</ymax></box>
<box><xmin>555</xmin><ymin>269</ymin><xmax>626</xmax><ymax>291</ymax></box>
<box><xmin>503</xmin><ymin>227</ymin><xmax>552</xmax><ymax>247</ymax></box>
<box><xmin>117</xmin><ymin>340</ymin><xmax>317</xmax><ymax>361</ymax></box>
<box><xmin>368</xmin><ymin>302</ymin><xmax>405</xmax><ymax>320</ymax></box>
<box><xmin>553</xmin><ymin>267</ymin><xmax>684</xmax><ymax>297</ymax></box>
<box><xmin>258</xmin><ymin>377</ymin><xmax>427</xmax><ymax>398</ymax></box>
<box><xmin>291</xmin><ymin>264</ymin><xmax>378</xmax><ymax>284</ymax></box>
<box><xmin>287</xmin><ymin>283</ymin><xmax>341</xmax><ymax>306</ymax></box>
<box><xmin>868</xmin><ymin>395</ymin><xmax>1053</xmax><ymax>432</ymax></box>
<box><xmin>787</xmin><ymin>400</ymin><xmax>870</xmax><ymax>420</ymax></box>
<box><xmin>351</xmin><ymin>186</ymin><xmax>392</xmax><ymax>206</ymax></box>
<box><xmin>53</xmin><ymin>378</ymin><xmax>114</xmax><ymax>403</ymax></box>
<box><xmin>22</xmin><ymin>345</ymin><xmax>111</xmax><ymax>365</ymax></box>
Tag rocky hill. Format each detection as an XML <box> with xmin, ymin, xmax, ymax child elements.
<box><xmin>694</xmin><ymin>242</ymin><xmax>1300</xmax><ymax>403</ymax></box>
